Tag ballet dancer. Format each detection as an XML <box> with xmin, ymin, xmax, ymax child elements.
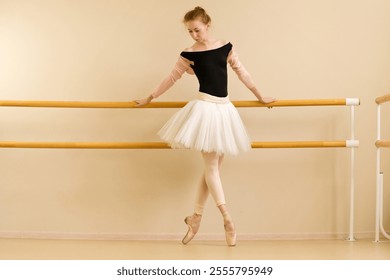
<box><xmin>135</xmin><ymin>6</ymin><xmax>276</xmax><ymax>246</ymax></box>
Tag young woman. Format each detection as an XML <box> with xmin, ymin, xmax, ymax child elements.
<box><xmin>135</xmin><ymin>7</ymin><xmax>275</xmax><ymax>246</ymax></box>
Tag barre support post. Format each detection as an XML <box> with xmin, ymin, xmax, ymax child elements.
<box><xmin>375</xmin><ymin>104</ymin><xmax>381</xmax><ymax>242</ymax></box>
<box><xmin>346</xmin><ymin>104</ymin><xmax>357</xmax><ymax>241</ymax></box>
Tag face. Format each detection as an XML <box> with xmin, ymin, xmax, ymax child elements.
<box><xmin>185</xmin><ymin>19</ymin><xmax>209</xmax><ymax>43</ymax></box>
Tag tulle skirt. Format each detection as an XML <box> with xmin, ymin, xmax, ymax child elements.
<box><xmin>158</xmin><ymin>92</ymin><xmax>251</xmax><ymax>155</ymax></box>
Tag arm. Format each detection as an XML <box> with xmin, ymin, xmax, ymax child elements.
<box><xmin>227</xmin><ymin>47</ymin><xmax>276</xmax><ymax>104</ymax></box>
<box><xmin>135</xmin><ymin>56</ymin><xmax>193</xmax><ymax>106</ymax></box>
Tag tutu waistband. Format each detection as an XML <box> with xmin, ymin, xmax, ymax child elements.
<box><xmin>197</xmin><ymin>92</ymin><xmax>230</xmax><ymax>104</ymax></box>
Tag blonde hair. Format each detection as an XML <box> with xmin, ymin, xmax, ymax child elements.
<box><xmin>183</xmin><ymin>6</ymin><xmax>211</xmax><ymax>25</ymax></box>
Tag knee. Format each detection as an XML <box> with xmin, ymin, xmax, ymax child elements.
<box><xmin>202</xmin><ymin>152</ymin><xmax>221</xmax><ymax>174</ymax></box>
<box><xmin>205</xmin><ymin>162</ymin><xmax>219</xmax><ymax>175</ymax></box>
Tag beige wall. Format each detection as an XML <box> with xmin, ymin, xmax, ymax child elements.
<box><xmin>1</xmin><ymin>0</ymin><xmax>390</xmax><ymax>240</ymax></box>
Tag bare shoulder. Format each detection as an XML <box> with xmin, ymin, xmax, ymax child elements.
<box><xmin>218</xmin><ymin>39</ymin><xmax>229</xmax><ymax>46</ymax></box>
<box><xmin>211</xmin><ymin>40</ymin><xmax>229</xmax><ymax>49</ymax></box>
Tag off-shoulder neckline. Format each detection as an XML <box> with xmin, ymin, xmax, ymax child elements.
<box><xmin>181</xmin><ymin>42</ymin><xmax>231</xmax><ymax>54</ymax></box>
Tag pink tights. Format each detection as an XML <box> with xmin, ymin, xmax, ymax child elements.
<box><xmin>194</xmin><ymin>152</ymin><xmax>226</xmax><ymax>215</ymax></box>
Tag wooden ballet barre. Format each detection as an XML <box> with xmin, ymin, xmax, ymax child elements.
<box><xmin>0</xmin><ymin>140</ymin><xmax>358</xmax><ymax>149</ymax></box>
<box><xmin>0</xmin><ymin>97</ymin><xmax>359</xmax><ymax>241</ymax></box>
<box><xmin>375</xmin><ymin>140</ymin><xmax>390</xmax><ymax>148</ymax></box>
<box><xmin>0</xmin><ymin>141</ymin><xmax>170</xmax><ymax>149</ymax></box>
<box><xmin>375</xmin><ymin>94</ymin><xmax>390</xmax><ymax>105</ymax></box>
<box><xmin>0</xmin><ymin>98</ymin><xmax>360</xmax><ymax>108</ymax></box>
<box><xmin>251</xmin><ymin>141</ymin><xmax>357</xmax><ymax>148</ymax></box>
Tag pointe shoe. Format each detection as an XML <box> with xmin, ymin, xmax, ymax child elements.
<box><xmin>223</xmin><ymin>217</ymin><xmax>236</xmax><ymax>246</ymax></box>
<box><xmin>224</xmin><ymin>227</ymin><xmax>237</xmax><ymax>246</ymax></box>
<box><xmin>182</xmin><ymin>214</ymin><xmax>202</xmax><ymax>245</ymax></box>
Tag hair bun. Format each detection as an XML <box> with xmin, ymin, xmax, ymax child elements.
<box><xmin>183</xmin><ymin>6</ymin><xmax>211</xmax><ymax>24</ymax></box>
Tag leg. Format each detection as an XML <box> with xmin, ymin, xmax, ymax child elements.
<box><xmin>201</xmin><ymin>152</ymin><xmax>226</xmax><ymax>207</ymax></box>
<box><xmin>202</xmin><ymin>152</ymin><xmax>236</xmax><ymax>246</ymax></box>
<box><xmin>182</xmin><ymin>154</ymin><xmax>224</xmax><ymax>245</ymax></box>
<box><xmin>194</xmin><ymin>154</ymin><xmax>224</xmax><ymax>215</ymax></box>
<box><xmin>193</xmin><ymin>175</ymin><xmax>208</xmax><ymax>215</ymax></box>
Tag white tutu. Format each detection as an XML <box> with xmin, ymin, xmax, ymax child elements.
<box><xmin>158</xmin><ymin>92</ymin><xmax>251</xmax><ymax>155</ymax></box>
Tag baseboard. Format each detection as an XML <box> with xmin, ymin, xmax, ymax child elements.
<box><xmin>0</xmin><ymin>230</ymin><xmax>376</xmax><ymax>241</ymax></box>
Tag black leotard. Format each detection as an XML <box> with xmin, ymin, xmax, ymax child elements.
<box><xmin>180</xmin><ymin>42</ymin><xmax>232</xmax><ymax>98</ymax></box>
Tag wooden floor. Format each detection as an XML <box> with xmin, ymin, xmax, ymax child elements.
<box><xmin>1</xmin><ymin>238</ymin><xmax>389</xmax><ymax>260</ymax></box>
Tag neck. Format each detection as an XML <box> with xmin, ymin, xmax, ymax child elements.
<box><xmin>197</xmin><ymin>38</ymin><xmax>217</xmax><ymax>48</ymax></box>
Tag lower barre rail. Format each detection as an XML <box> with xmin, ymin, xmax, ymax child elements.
<box><xmin>0</xmin><ymin>140</ymin><xmax>356</xmax><ymax>149</ymax></box>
